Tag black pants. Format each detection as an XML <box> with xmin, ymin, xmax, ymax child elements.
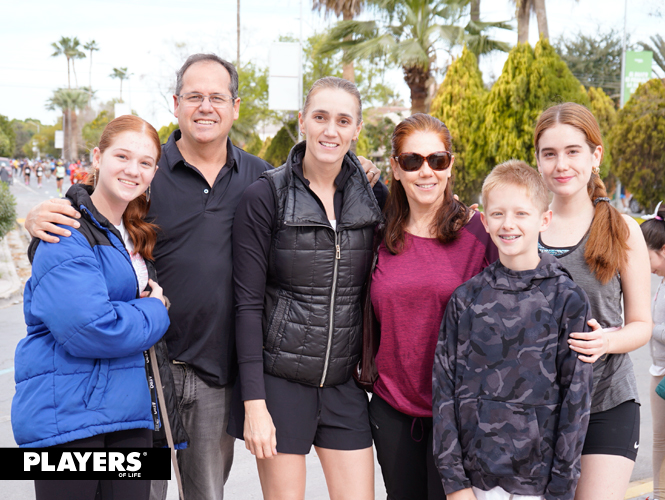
<box><xmin>369</xmin><ymin>394</ymin><xmax>446</xmax><ymax>500</ymax></box>
<box><xmin>34</xmin><ymin>428</ymin><xmax>152</xmax><ymax>500</ymax></box>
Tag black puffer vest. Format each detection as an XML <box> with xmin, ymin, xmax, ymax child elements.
<box><xmin>261</xmin><ymin>143</ymin><xmax>383</xmax><ymax>387</ymax></box>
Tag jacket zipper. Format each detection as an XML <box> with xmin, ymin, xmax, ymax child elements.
<box><xmin>320</xmin><ymin>230</ymin><xmax>340</xmax><ymax>387</ymax></box>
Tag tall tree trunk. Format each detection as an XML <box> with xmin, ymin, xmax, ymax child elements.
<box><xmin>533</xmin><ymin>0</ymin><xmax>549</xmax><ymax>41</ymax></box>
<box><xmin>72</xmin><ymin>62</ymin><xmax>79</xmax><ymax>88</ymax></box>
<box><xmin>62</xmin><ymin>112</ymin><xmax>69</xmax><ymax>161</ymax></box>
<box><xmin>516</xmin><ymin>0</ymin><xmax>531</xmax><ymax>44</ymax></box>
<box><xmin>67</xmin><ymin>58</ymin><xmax>71</xmax><ymax>89</ymax></box>
<box><xmin>70</xmin><ymin>111</ymin><xmax>79</xmax><ymax>160</ymax></box>
<box><xmin>342</xmin><ymin>10</ymin><xmax>355</xmax><ymax>82</ymax></box>
<box><xmin>470</xmin><ymin>0</ymin><xmax>480</xmax><ymax>22</ymax></box>
<box><xmin>404</xmin><ymin>65</ymin><xmax>429</xmax><ymax>114</ymax></box>
<box><xmin>88</xmin><ymin>53</ymin><xmax>93</xmax><ymax>90</ymax></box>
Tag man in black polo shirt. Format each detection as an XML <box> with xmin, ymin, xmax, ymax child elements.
<box><xmin>145</xmin><ymin>55</ymin><xmax>273</xmax><ymax>500</ymax></box>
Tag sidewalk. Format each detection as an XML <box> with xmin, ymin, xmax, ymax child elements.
<box><xmin>0</xmin><ymin>221</ymin><xmax>31</xmax><ymax>307</ymax></box>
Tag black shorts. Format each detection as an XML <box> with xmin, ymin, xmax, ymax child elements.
<box><xmin>582</xmin><ymin>400</ymin><xmax>640</xmax><ymax>461</ymax></box>
<box><xmin>229</xmin><ymin>374</ymin><xmax>372</xmax><ymax>455</ymax></box>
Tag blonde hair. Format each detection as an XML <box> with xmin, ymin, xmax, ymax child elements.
<box><xmin>482</xmin><ymin>160</ymin><xmax>549</xmax><ymax>213</ymax></box>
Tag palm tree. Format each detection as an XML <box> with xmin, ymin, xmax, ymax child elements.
<box><xmin>51</xmin><ymin>36</ymin><xmax>86</xmax><ymax>88</ymax></box>
<box><xmin>638</xmin><ymin>35</ymin><xmax>665</xmax><ymax>78</ymax></box>
<box><xmin>110</xmin><ymin>67</ymin><xmax>131</xmax><ymax>102</ymax></box>
<box><xmin>313</xmin><ymin>0</ymin><xmax>365</xmax><ymax>82</ymax></box>
<box><xmin>319</xmin><ymin>0</ymin><xmax>510</xmax><ymax>113</ymax></box>
<box><xmin>83</xmin><ymin>40</ymin><xmax>99</xmax><ymax>91</ymax></box>
<box><xmin>47</xmin><ymin>88</ymin><xmax>90</xmax><ymax>160</ymax></box>
<box><xmin>511</xmin><ymin>0</ymin><xmax>549</xmax><ymax>43</ymax></box>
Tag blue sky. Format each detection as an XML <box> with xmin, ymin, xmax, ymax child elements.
<box><xmin>1</xmin><ymin>0</ymin><xmax>662</xmax><ymax>129</ymax></box>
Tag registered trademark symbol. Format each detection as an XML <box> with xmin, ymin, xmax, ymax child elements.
<box><xmin>143</xmin><ymin>452</ymin><xmax>147</xmax><ymax>456</ymax></box>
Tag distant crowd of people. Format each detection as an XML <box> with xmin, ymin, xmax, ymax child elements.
<box><xmin>5</xmin><ymin>158</ymin><xmax>89</xmax><ymax>195</ymax></box>
<box><xmin>8</xmin><ymin>52</ymin><xmax>663</xmax><ymax>500</ymax></box>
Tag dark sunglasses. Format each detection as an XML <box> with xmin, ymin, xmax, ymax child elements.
<box><xmin>392</xmin><ymin>151</ymin><xmax>453</xmax><ymax>172</ymax></box>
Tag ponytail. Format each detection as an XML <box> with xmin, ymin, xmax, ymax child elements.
<box><xmin>585</xmin><ymin>173</ymin><xmax>629</xmax><ymax>284</ymax></box>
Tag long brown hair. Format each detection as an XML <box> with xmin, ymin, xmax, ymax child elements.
<box><xmin>384</xmin><ymin>113</ymin><xmax>469</xmax><ymax>254</ymax></box>
<box><xmin>534</xmin><ymin>102</ymin><xmax>629</xmax><ymax>284</ymax></box>
<box><xmin>88</xmin><ymin>115</ymin><xmax>161</xmax><ymax>261</ymax></box>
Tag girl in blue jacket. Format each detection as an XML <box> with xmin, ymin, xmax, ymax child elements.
<box><xmin>12</xmin><ymin>115</ymin><xmax>170</xmax><ymax>500</ymax></box>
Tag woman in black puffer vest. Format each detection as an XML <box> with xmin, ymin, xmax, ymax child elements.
<box><xmin>228</xmin><ymin>77</ymin><xmax>386</xmax><ymax>499</ymax></box>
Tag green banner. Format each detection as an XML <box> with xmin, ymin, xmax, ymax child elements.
<box><xmin>623</xmin><ymin>50</ymin><xmax>653</xmax><ymax>105</ymax></box>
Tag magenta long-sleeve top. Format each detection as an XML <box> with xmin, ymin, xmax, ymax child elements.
<box><xmin>370</xmin><ymin>212</ymin><xmax>498</xmax><ymax>417</ymax></box>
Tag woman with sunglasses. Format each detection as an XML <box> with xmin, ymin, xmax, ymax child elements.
<box><xmin>359</xmin><ymin>113</ymin><xmax>498</xmax><ymax>499</ymax></box>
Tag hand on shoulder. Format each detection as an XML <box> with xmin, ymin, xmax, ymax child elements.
<box><xmin>25</xmin><ymin>198</ymin><xmax>80</xmax><ymax>243</ymax></box>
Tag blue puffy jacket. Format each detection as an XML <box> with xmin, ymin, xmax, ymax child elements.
<box><xmin>12</xmin><ymin>184</ymin><xmax>170</xmax><ymax>447</ymax></box>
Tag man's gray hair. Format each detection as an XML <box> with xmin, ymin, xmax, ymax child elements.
<box><xmin>175</xmin><ymin>54</ymin><xmax>239</xmax><ymax>99</ymax></box>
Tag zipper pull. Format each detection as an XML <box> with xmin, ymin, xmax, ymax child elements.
<box><xmin>336</xmin><ymin>245</ymin><xmax>341</xmax><ymax>260</ymax></box>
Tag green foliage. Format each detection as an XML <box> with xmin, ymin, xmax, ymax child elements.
<box><xmin>264</xmin><ymin>120</ymin><xmax>298</xmax><ymax>167</ymax></box>
<box><xmin>243</xmin><ymin>134</ymin><xmax>264</xmax><ymax>157</ymax></box>
<box><xmin>11</xmin><ymin>119</ymin><xmax>39</xmax><ymax>157</ymax></box>
<box><xmin>554</xmin><ymin>29</ymin><xmax>624</xmax><ymax>100</ymax></box>
<box><xmin>638</xmin><ymin>35</ymin><xmax>665</xmax><ymax>78</ymax></box>
<box><xmin>158</xmin><ymin>122</ymin><xmax>179</xmax><ymax>144</ymax></box>
<box><xmin>258</xmin><ymin>137</ymin><xmax>273</xmax><ymax>160</ymax></box>
<box><xmin>356</xmin><ymin>116</ymin><xmax>395</xmax><ymax>177</ymax></box>
<box><xmin>469</xmin><ymin>38</ymin><xmax>589</xmax><ymax>182</ymax></box>
<box><xmin>81</xmin><ymin>110</ymin><xmax>112</xmax><ymax>151</ymax></box>
<box><xmin>232</xmin><ymin>63</ymin><xmax>273</xmax><ymax>147</ymax></box>
<box><xmin>430</xmin><ymin>46</ymin><xmax>487</xmax><ymax>204</ymax></box>
<box><xmin>318</xmin><ymin>0</ymin><xmax>511</xmax><ymax>112</ymax></box>
<box><xmin>609</xmin><ymin>79</ymin><xmax>665</xmax><ymax>211</ymax></box>
<box><xmin>0</xmin><ymin>115</ymin><xmax>16</xmax><ymax>158</ymax></box>
<box><xmin>47</xmin><ymin>88</ymin><xmax>90</xmax><ymax>113</ymax></box>
<box><xmin>0</xmin><ymin>182</ymin><xmax>17</xmax><ymax>239</ymax></box>
<box><xmin>586</xmin><ymin>86</ymin><xmax>617</xmax><ymax>179</ymax></box>
<box><xmin>33</xmin><ymin>122</ymin><xmax>64</xmax><ymax>158</ymax></box>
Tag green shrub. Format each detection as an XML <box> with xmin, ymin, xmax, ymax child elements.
<box><xmin>0</xmin><ymin>182</ymin><xmax>17</xmax><ymax>239</ymax></box>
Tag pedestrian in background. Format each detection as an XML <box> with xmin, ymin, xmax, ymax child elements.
<box><xmin>640</xmin><ymin>201</ymin><xmax>665</xmax><ymax>500</ymax></box>
<box><xmin>358</xmin><ymin>113</ymin><xmax>497</xmax><ymax>499</ymax></box>
<box><xmin>535</xmin><ymin>102</ymin><xmax>652</xmax><ymax>500</ymax></box>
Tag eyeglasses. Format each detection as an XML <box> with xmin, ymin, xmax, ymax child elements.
<box><xmin>177</xmin><ymin>92</ymin><xmax>237</xmax><ymax>108</ymax></box>
<box><xmin>392</xmin><ymin>151</ymin><xmax>453</xmax><ymax>172</ymax></box>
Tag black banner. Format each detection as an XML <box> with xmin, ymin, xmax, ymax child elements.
<box><xmin>0</xmin><ymin>448</ymin><xmax>171</xmax><ymax>480</ymax></box>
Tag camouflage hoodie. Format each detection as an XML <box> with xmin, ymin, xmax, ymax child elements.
<box><xmin>432</xmin><ymin>253</ymin><xmax>593</xmax><ymax>500</ymax></box>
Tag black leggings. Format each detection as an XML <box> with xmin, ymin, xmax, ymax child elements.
<box><xmin>34</xmin><ymin>428</ymin><xmax>152</xmax><ymax>500</ymax></box>
<box><xmin>369</xmin><ymin>394</ymin><xmax>446</xmax><ymax>500</ymax></box>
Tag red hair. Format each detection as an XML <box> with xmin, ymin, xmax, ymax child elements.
<box><xmin>384</xmin><ymin>113</ymin><xmax>469</xmax><ymax>254</ymax></box>
<box><xmin>534</xmin><ymin>103</ymin><xmax>629</xmax><ymax>284</ymax></box>
<box><xmin>89</xmin><ymin>115</ymin><xmax>161</xmax><ymax>261</ymax></box>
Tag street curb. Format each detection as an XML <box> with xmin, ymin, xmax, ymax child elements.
<box><xmin>625</xmin><ymin>478</ymin><xmax>652</xmax><ymax>499</ymax></box>
<box><xmin>0</xmin><ymin>228</ymin><xmax>21</xmax><ymax>300</ymax></box>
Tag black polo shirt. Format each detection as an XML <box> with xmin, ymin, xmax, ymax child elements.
<box><xmin>148</xmin><ymin>129</ymin><xmax>271</xmax><ymax>387</ymax></box>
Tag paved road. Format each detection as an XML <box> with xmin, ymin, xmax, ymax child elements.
<box><xmin>0</xmin><ymin>177</ymin><xmax>658</xmax><ymax>498</ymax></box>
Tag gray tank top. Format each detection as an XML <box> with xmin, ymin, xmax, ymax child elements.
<box><xmin>539</xmin><ymin>234</ymin><xmax>640</xmax><ymax>413</ymax></box>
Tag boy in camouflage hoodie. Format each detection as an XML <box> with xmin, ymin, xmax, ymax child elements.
<box><xmin>432</xmin><ymin>160</ymin><xmax>593</xmax><ymax>500</ymax></box>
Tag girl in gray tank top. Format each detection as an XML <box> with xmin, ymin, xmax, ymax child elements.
<box><xmin>534</xmin><ymin>103</ymin><xmax>652</xmax><ymax>500</ymax></box>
